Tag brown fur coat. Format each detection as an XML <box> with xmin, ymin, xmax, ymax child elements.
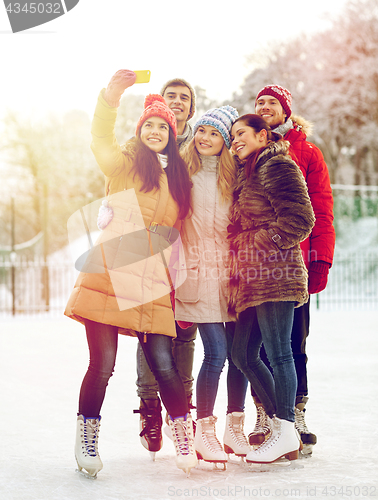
<box><xmin>228</xmin><ymin>140</ymin><xmax>315</xmax><ymax>316</ymax></box>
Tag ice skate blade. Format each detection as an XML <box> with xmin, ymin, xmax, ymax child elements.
<box><xmin>227</xmin><ymin>453</ymin><xmax>247</xmax><ymax>465</ymax></box>
<box><xmin>196</xmin><ymin>455</ymin><xmax>227</xmax><ymax>471</ymax></box>
<box><xmin>248</xmin><ymin>458</ymin><xmax>304</xmax><ymax>472</ymax></box>
<box><xmin>224</xmin><ymin>444</ymin><xmax>249</xmax><ymax>458</ymax></box>
<box><xmin>300</xmin><ymin>444</ymin><xmax>313</xmax><ymax>457</ymax></box>
<box><xmin>149</xmin><ymin>451</ymin><xmax>156</xmax><ymax>461</ymax></box>
<box><xmin>75</xmin><ymin>468</ymin><xmax>98</xmax><ymax>480</ymax></box>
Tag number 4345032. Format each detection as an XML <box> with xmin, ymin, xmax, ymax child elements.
<box><xmin>5</xmin><ymin>3</ymin><xmax>63</xmax><ymax>14</ymax></box>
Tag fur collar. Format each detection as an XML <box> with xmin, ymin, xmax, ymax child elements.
<box><xmin>256</xmin><ymin>139</ymin><xmax>291</xmax><ymax>164</ymax></box>
<box><xmin>289</xmin><ymin>114</ymin><xmax>313</xmax><ymax>138</ymax></box>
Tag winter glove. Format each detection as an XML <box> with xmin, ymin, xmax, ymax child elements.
<box><xmin>97</xmin><ymin>199</ymin><xmax>114</xmax><ymax>230</ymax></box>
<box><xmin>308</xmin><ymin>260</ymin><xmax>330</xmax><ymax>294</ymax></box>
<box><xmin>103</xmin><ymin>69</ymin><xmax>137</xmax><ymax>107</ymax></box>
<box><xmin>227</xmin><ymin>221</ymin><xmax>241</xmax><ymax>238</ymax></box>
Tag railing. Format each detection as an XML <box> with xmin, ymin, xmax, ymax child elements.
<box><xmin>1</xmin><ymin>250</ymin><xmax>377</xmax><ymax>316</ymax></box>
<box><xmin>0</xmin><ymin>256</ymin><xmax>78</xmax><ymax>316</ymax></box>
<box><xmin>315</xmin><ymin>250</ymin><xmax>378</xmax><ymax>310</ymax></box>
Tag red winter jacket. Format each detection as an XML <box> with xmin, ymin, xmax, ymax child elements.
<box><xmin>283</xmin><ymin>115</ymin><xmax>335</xmax><ymax>270</ymax></box>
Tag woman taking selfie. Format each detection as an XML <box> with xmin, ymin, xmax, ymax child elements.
<box><xmin>65</xmin><ymin>70</ymin><xmax>197</xmax><ymax>477</ymax></box>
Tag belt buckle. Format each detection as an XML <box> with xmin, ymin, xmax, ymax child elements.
<box><xmin>149</xmin><ymin>221</ymin><xmax>158</xmax><ymax>233</ymax></box>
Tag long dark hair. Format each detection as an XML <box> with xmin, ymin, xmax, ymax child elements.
<box><xmin>132</xmin><ymin>128</ymin><xmax>192</xmax><ymax>220</ymax></box>
<box><xmin>233</xmin><ymin>114</ymin><xmax>282</xmax><ymax>177</ymax></box>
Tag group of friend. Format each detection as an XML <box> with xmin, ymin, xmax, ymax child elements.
<box><xmin>65</xmin><ymin>70</ymin><xmax>335</xmax><ymax>477</ymax></box>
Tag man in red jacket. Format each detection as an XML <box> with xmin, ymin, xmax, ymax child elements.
<box><xmin>249</xmin><ymin>84</ymin><xmax>336</xmax><ymax>455</ymax></box>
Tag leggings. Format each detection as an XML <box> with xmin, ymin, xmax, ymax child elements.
<box><xmin>78</xmin><ymin>319</ymin><xmax>188</xmax><ymax>419</ymax></box>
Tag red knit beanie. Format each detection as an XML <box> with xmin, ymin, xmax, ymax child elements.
<box><xmin>136</xmin><ymin>94</ymin><xmax>177</xmax><ymax>138</ymax></box>
<box><xmin>255</xmin><ymin>85</ymin><xmax>292</xmax><ymax>119</ymax></box>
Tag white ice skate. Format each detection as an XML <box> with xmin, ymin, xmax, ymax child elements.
<box><xmin>246</xmin><ymin>417</ymin><xmax>299</xmax><ymax>464</ymax></box>
<box><xmin>75</xmin><ymin>415</ymin><xmax>103</xmax><ymax>479</ymax></box>
<box><xmin>168</xmin><ymin>413</ymin><xmax>197</xmax><ymax>476</ymax></box>
<box><xmin>194</xmin><ymin>416</ymin><xmax>228</xmax><ymax>470</ymax></box>
<box><xmin>223</xmin><ymin>412</ymin><xmax>251</xmax><ymax>460</ymax></box>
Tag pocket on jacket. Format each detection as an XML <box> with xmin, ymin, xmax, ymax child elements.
<box><xmin>175</xmin><ymin>262</ymin><xmax>200</xmax><ymax>303</ymax></box>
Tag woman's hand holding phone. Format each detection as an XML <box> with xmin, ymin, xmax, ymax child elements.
<box><xmin>103</xmin><ymin>69</ymin><xmax>138</xmax><ymax>107</ymax></box>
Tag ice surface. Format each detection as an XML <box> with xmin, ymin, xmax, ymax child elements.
<box><xmin>0</xmin><ymin>305</ymin><xmax>377</xmax><ymax>500</ymax></box>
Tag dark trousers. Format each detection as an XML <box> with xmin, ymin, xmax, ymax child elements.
<box><xmin>79</xmin><ymin>319</ymin><xmax>188</xmax><ymax>419</ymax></box>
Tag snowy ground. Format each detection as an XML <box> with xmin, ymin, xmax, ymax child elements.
<box><xmin>1</xmin><ymin>306</ymin><xmax>377</xmax><ymax>500</ymax></box>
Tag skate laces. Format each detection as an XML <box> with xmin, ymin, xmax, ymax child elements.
<box><xmin>254</xmin><ymin>418</ymin><xmax>281</xmax><ymax>454</ymax></box>
<box><xmin>201</xmin><ymin>417</ymin><xmax>223</xmax><ymax>452</ymax></box>
<box><xmin>252</xmin><ymin>405</ymin><xmax>270</xmax><ymax>435</ymax></box>
<box><xmin>137</xmin><ymin>405</ymin><xmax>162</xmax><ymax>439</ymax></box>
<box><xmin>82</xmin><ymin>418</ymin><xmax>101</xmax><ymax>457</ymax></box>
<box><xmin>294</xmin><ymin>407</ymin><xmax>309</xmax><ymax>434</ymax></box>
<box><xmin>170</xmin><ymin>416</ymin><xmax>194</xmax><ymax>456</ymax></box>
<box><xmin>229</xmin><ymin>414</ymin><xmax>249</xmax><ymax>446</ymax></box>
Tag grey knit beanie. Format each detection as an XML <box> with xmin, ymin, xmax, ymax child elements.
<box><xmin>193</xmin><ymin>106</ymin><xmax>239</xmax><ymax>149</ymax></box>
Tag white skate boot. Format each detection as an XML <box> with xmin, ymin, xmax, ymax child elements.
<box><xmin>223</xmin><ymin>412</ymin><xmax>251</xmax><ymax>458</ymax></box>
<box><xmin>246</xmin><ymin>417</ymin><xmax>299</xmax><ymax>464</ymax></box>
<box><xmin>75</xmin><ymin>415</ymin><xmax>103</xmax><ymax>479</ymax></box>
<box><xmin>194</xmin><ymin>416</ymin><xmax>228</xmax><ymax>470</ymax></box>
<box><xmin>248</xmin><ymin>402</ymin><xmax>272</xmax><ymax>446</ymax></box>
<box><xmin>168</xmin><ymin>413</ymin><xmax>197</xmax><ymax>476</ymax></box>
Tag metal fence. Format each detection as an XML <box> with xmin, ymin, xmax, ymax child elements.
<box><xmin>0</xmin><ymin>256</ymin><xmax>78</xmax><ymax>316</ymax></box>
<box><xmin>315</xmin><ymin>250</ymin><xmax>378</xmax><ymax>310</ymax></box>
<box><xmin>1</xmin><ymin>250</ymin><xmax>377</xmax><ymax>316</ymax></box>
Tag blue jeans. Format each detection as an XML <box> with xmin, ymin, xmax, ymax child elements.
<box><xmin>196</xmin><ymin>322</ymin><xmax>247</xmax><ymax>420</ymax></box>
<box><xmin>250</xmin><ymin>299</ymin><xmax>310</xmax><ymax>404</ymax></box>
<box><xmin>136</xmin><ymin>322</ymin><xmax>197</xmax><ymax>401</ymax></box>
<box><xmin>79</xmin><ymin>319</ymin><xmax>188</xmax><ymax>419</ymax></box>
<box><xmin>231</xmin><ymin>302</ymin><xmax>297</xmax><ymax>422</ymax></box>
<box><xmin>225</xmin><ymin>322</ymin><xmax>249</xmax><ymax>414</ymax></box>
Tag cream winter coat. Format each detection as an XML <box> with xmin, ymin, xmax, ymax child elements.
<box><xmin>175</xmin><ymin>155</ymin><xmax>233</xmax><ymax>323</ymax></box>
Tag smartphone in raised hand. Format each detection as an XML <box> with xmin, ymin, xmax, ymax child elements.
<box><xmin>134</xmin><ymin>70</ymin><xmax>151</xmax><ymax>84</ymax></box>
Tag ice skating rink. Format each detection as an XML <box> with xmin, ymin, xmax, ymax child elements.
<box><xmin>1</xmin><ymin>306</ymin><xmax>377</xmax><ymax>500</ymax></box>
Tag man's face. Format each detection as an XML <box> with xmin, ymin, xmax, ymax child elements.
<box><xmin>162</xmin><ymin>85</ymin><xmax>191</xmax><ymax>124</ymax></box>
<box><xmin>255</xmin><ymin>95</ymin><xmax>287</xmax><ymax>129</ymax></box>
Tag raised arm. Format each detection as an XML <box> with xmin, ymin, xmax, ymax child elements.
<box><xmin>90</xmin><ymin>70</ymin><xmax>137</xmax><ymax>178</ymax></box>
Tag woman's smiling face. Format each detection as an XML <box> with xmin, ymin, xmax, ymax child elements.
<box><xmin>140</xmin><ymin>117</ymin><xmax>170</xmax><ymax>153</ymax></box>
<box><xmin>194</xmin><ymin>125</ymin><xmax>224</xmax><ymax>156</ymax></box>
<box><xmin>231</xmin><ymin>121</ymin><xmax>267</xmax><ymax>160</ymax></box>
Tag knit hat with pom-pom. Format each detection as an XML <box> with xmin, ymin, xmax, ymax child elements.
<box><xmin>193</xmin><ymin>105</ymin><xmax>239</xmax><ymax>149</ymax></box>
<box><xmin>136</xmin><ymin>94</ymin><xmax>177</xmax><ymax>138</ymax></box>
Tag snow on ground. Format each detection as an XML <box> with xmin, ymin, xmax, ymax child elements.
<box><xmin>1</xmin><ymin>305</ymin><xmax>377</xmax><ymax>500</ymax></box>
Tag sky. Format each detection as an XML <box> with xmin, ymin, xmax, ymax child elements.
<box><xmin>0</xmin><ymin>0</ymin><xmax>352</xmax><ymax>120</ymax></box>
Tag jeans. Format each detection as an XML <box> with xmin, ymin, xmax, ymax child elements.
<box><xmin>79</xmin><ymin>319</ymin><xmax>188</xmax><ymax>419</ymax></box>
<box><xmin>231</xmin><ymin>302</ymin><xmax>297</xmax><ymax>422</ymax></box>
<box><xmin>225</xmin><ymin>322</ymin><xmax>249</xmax><ymax>414</ymax></box>
<box><xmin>196</xmin><ymin>322</ymin><xmax>247</xmax><ymax>420</ymax></box>
<box><xmin>136</xmin><ymin>322</ymin><xmax>197</xmax><ymax>401</ymax></box>
<box><xmin>250</xmin><ymin>299</ymin><xmax>310</xmax><ymax>404</ymax></box>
